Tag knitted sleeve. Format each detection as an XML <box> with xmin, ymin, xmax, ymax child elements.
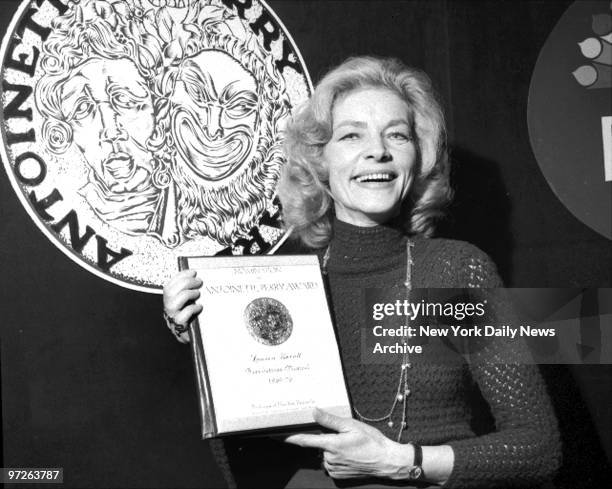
<box><xmin>443</xmin><ymin>245</ymin><xmax>561</xmax><ymax>488</ymax></box>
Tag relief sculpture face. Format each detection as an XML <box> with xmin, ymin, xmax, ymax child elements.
<box><xmin>171</xmin><ymin>50</ymin><xmax>258</xmax><ymax>183</ymax></box>
<box><xmin>64</xmin><ymin>57</ymin><xmax>154</xmax><ymax>192</ymax></box>
<box><xmin>2</xmin><ymin>0</ymin><xmax>311</xmax><ymax>292</ymax></box>
<box><xmin>61</xmin><ymin>57</ymin><xmax>159</xmax><ymax>234</ymax></box>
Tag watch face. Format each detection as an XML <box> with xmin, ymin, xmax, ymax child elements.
<box><xmin>408</xmin><ymin>466</ymin><xmax>423</xmax><ymax>480</ymax></box>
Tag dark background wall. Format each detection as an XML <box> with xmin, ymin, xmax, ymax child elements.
<box><xmin>1</xmin><ymin>1</ymin><xmax>611</xmax><ymax>488</ymax></box>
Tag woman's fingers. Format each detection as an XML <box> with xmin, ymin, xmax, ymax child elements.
<box><xmin>164</xmin><ymin>270</ymin><xmax>202</xmax><ymax>300</ymax></box>
<box><xmin>313</xmin><ymin>408</ymin><xmax>354</xmax><ymax>433</ymax></box>
<box><xmin>165</xmin><ymin>303</ymin><xmax>203</xmax><ymax>344</ymax></box>
<box><xmin>165</xmin><ymin>288</ymin><xmax>201</xmax><ymax>318</ymax></box>
<box><xmin>164</xmin><ymin>277</ymin><xmax>202</xmax><ymax>304</ymax></box>
<box><xmin>174</xmin><ymin>330</ymin><xmax>190</xmax><ymax>344</ymax></box>
<box><xmin>166</xmin><ymin>269</ymin><xmax>197</xmax><ymax>288</ymax></box>
<box><xmin>323</xmin><ymin>455</ymin><xmax>351</xmax><ymax>479</ymax></box>
<box><xmin>284</xmin><ymin>433</ymin><xmax>338</xmax><ymax>451</ymax></box>
<box><xmin>174</xmin><ymin>303</ymin><xmax>203</xmax><ymax>327</ymax></box>
<box><xmin>162</xmin><ymin>270</ymin><xmax>205</xmax><ymax>344</ymax></box>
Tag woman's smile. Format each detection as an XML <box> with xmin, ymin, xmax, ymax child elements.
<box><xmin>353</xmin><ymin>171</ymin><xmax>398</xmax><ymax>183</ymax></box>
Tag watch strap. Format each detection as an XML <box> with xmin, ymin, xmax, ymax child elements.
<box><xmin>407</xmin><ymin>443</ymin><xmax>424</xmax><ymax>480</ymax></box>
<box><xmin>413</xmin><ymin>443</ymin><xmax>423</xmax><ymax>466</ymax></box>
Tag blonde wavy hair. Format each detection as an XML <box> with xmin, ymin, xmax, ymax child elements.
<box><xmin>277</xmin><ymin>56</ymin><xmax>451</xmax><ymax>249</ymax></box>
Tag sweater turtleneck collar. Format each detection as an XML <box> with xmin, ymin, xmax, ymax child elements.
<box><xmin>325</xmin><ymin>217</ymin><xmax>410</xmax><ymax>274</ymax></box>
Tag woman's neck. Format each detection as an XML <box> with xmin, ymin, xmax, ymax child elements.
<box><xmin>325</xmin><ymin>217</ymin><xmax>408</xmax><ymax>274</ymax></box>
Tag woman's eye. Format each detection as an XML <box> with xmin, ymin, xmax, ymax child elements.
<box><xmin>339</xmin><ymin>132</ymin><xmax>359</xmax><ymax>141</ymax></box>
<box><xmin>388</xmin><ymin>132</ymin><xmax>411</xmax><ymax>141</ymax></box>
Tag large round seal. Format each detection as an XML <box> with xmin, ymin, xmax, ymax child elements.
<box><xmin>527</xmin><ymin>1</ymin><xmax>611</xmax><ymax>239</ymax></box>
<box><xmin>0</xmin><ymin>0</ymin><xmax>311</xmax><ymax>292</ymax></box>
<box><xmin>244</xmin><ymin>297</ymin><xmax>293</xmax><ymax>346</ymax></box>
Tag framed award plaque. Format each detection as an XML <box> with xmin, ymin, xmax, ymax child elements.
<box><xmin>178</xmin><ymin>254</ymin><xmax>351</xmax><ymax>438</ymax></box>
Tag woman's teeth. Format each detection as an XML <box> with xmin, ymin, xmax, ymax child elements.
<box><xmin>355</xmin><ymin>173</ymin><xmax>394</xmax><ymax>183</ymax></box>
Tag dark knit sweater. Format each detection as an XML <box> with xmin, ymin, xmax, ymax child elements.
<box><xmin>210</xmin><ymin>220</ymin><xmax>561</xmax><ymax>488</ymax></box>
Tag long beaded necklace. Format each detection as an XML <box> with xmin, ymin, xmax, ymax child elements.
<box><xmin>322</xmin><ymin>239</ymin><xmax>415</xmax><ymax>442</ymax></box>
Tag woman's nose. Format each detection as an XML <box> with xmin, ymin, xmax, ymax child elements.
<box><xmin>366</xmin><ymin>135</ymin><xmax>391</xmax><ymax>162</ymax></box>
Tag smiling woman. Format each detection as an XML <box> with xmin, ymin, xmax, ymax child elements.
<box><xmin>163</xmin><ymin>56</ymin><xmax>561</xmax><ymax>488</ymax></box>
<box><xmin>278</xmin><ymin>57</ymin><xmax>449</xmax><ymax>249</ymax></box>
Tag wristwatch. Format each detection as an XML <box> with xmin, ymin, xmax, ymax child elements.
<box><xmin>407</xmin><ymin>443</ymin><xmax>424</xmax><ymax>480</ymax></box>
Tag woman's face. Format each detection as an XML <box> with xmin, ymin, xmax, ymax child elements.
<box><xmin>323</xmin><ymin>87</ymin><xmax>417</xmax><ymax>227</ymax></box>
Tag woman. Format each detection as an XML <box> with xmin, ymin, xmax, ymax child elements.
<box><xmin>163</xmin><ymin>56</ymin><xmax>561</xmax><ymax>488</ymax></box>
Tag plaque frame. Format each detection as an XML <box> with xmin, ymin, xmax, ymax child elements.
<box><xmin>179</xmin><ymin>254</ymin><xmax>352</xmax><ymax>438</ymax></box>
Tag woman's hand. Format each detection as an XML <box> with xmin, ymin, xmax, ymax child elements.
<box><xmin>162</xmin><ymin>269</ymin><xmax>203</xmax><ymax>344</ymax></box>
<box><xmin>285</xmin><ymin>408</ymin><xmax>413</xmax><ymax>480</ymax></box>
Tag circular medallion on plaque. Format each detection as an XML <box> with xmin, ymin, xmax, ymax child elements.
<box><xmin>244</xmin><ymin>297</ymin><xmax>293</xmax><ymax>346</ymax></box>
<box><xmin>1</xmin><ymin>0</ymin><xmax>311</xmax><ymax>292</ymax></box>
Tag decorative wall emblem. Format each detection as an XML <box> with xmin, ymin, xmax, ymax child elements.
<box><xmin>528</xmin><ymin>0</ymin><xmax>611</xmax><ymax>239</ymax></box>
<box><xmin>1</xmin><ymin>0</ymin><xmax>311</xmax><ymax>292</ymax></box>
